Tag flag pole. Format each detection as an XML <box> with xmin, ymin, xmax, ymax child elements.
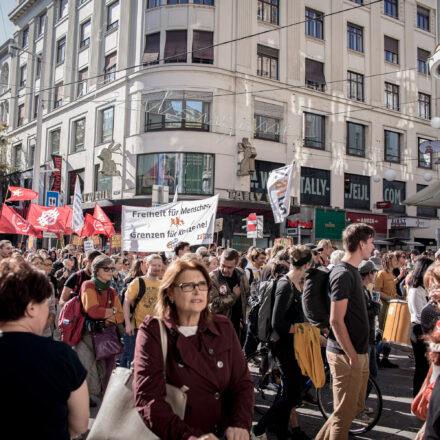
<box><xmin>3</xmin><ymin>185</ymin><xmax>10</xmax><ymax>205</ymax></box>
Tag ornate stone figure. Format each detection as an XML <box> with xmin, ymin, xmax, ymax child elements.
<box><xmin>237</xmin><ymin>138</ymin><xmax>256</xmax><ymax>176</ymax></box>
<box><xmin>98</xmin><ymin>141</ymin><xmax>122</xmax><ymax>176</ymax></box>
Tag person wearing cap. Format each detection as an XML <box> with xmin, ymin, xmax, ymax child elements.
<box><xmin>317</xmin><ymin>239</ymin><xmax>334</xmax><ymax>267</ymax></box>
<box><xmin>304</xmin><ymin>243</ymin><xmax>321</xmax><ymax>266</ymax></box>
<box><xmin>358</xmin><ymin>260</ymin><xmax>381</xmax><ymax>405</ymax></box>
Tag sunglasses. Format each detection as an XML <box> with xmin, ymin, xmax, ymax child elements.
<box><xmin>124</xmin><ymin>263</ymin><xmax>130</xmax><ymax>266</ymax></box>
<box><xmin>102</xmin><ymin>266</ymin><xmax>116</xmax><ymax>272</ymax></box>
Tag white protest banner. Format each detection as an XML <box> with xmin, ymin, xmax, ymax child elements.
<box><xmin>267</xmin><ymin>164</ymin><xmax>294</xmax><ymax>223</ymax></box>
<box><xmin>122</xmin><ymin>195</ymin><xmax>219</xmax><ymax>252</ymax></box>
<box><xmin>83</xmin><ymin>240</ymin><xmax>94</xmax><ymax>252</ymax></box>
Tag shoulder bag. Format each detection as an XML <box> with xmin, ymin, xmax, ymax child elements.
<box><xmin>412</xmin><ymin>363</ymin><xmax>434</xmax><ymax>421</ymax></box>
<box><xmin>87</xmin><ymin>319</ymin><xmax>189</xmax><ymax>439</ymax></box>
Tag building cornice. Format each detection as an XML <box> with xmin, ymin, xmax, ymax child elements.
<box><xmin>8</xmin><ymin>0</ymin><xmax>39</xmax><ymax>24</ymax></box>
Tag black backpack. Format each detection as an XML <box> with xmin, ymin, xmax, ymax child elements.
<box><xmin>302</xmin><ymin>266</ymin><xmax>332</xmax><ymax>329</ymax></box>
<box><xmin>121</xmin><ymin>277</ymin><xmax>146</xmax><ymax>317</ymax></box>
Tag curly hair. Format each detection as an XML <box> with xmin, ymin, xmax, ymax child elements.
<box><xmin>0</xmin><ymin>258</ymin><xmax>52</xmax><ymax>322</ymax></box>
<box><xmin>381</xmin><ymin>252</ymin><xmax>396</xmax><ymax>272</ymax></box>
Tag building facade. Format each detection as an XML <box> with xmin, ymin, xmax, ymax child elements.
<box><xmin>3</xmin><ymin>0</ymin><xmax>440</xmax><ymax>250</ymax></box>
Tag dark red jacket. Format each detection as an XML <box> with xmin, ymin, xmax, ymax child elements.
<box><xmin>134</xmin><ymin>313</ymin><xmax>254</xmax><ymax>439</ymax></box>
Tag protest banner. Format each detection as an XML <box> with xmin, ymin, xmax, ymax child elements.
<box><xmin>121</xmin><ymin>195</ymin><xmax>219</xmax><ymax>252</ymax></box>
<box><xmin>83</xmin><ymin>240</ymin><xmax>94</xmax><ymax>252</ymax></box>
<box><xmin>274</xmin><ymin>237</ymin><xmax>293</xmax><ymax>248</ymax></box>
<box><xmin>87</xmin><ymin>235</ymin><xmax>102</xmax><ymax>249</ymax></box>
<box><xmin>110</xmin><ymin>234</ymin><xmax>122</xmax><ymax>251</ymax></box>
<box><xmin>267</xmin><ymin>164</ymin><xmax>294</xmax><ymax>224</ymax></box>
<box><xmin>72</xmin><ymin>235</ymin><xmax>83</xmax><ymax>247</ymax></box>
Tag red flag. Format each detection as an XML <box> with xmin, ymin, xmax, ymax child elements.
<box><xmin>80</xmin><ymin>213</ymin><xmax>109</xmax><ymax>237</ymax></box>
<box><xmin>93</xmin><ymin>203</ymin><xmax>115</xmax><ymax>237</ymax></box>
<box><xmin>0</xmin><ymin>205</ymin><xmax>42</xmax><ymax>237</ymax></box>
<box><xmin>26</xmin><ymin>204</ymin><xmax>71</xmax><ymax>234</ymax></box>
<box><xmin>63</xmin><ymin>206</ymin><xmax>73</xmax><ymax>236</ymax></box>
<box><xmin>6</xmin><ymin>186</ymin><xmax>39</xmax><ymax>202</ymax></box>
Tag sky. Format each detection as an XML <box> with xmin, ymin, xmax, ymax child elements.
<box><xmin>0</xmin><ymin>0</ymin><xmax>18</xmax><ymax>46</ymax></box>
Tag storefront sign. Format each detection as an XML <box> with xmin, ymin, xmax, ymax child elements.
<box><xmin>122</xmin><ymin>195</ymin><xmax>219</xmax><ymax>252</ymax></box>
<box><xmin>376</xmin><ymin>201</ymin><xmax>391</xmax><ymax>209</ymax></box>
<box><xmin>82</xmin><ymin>189</ymin><xmax>112</xmax><ymax>203</ymax></box>
<box><xmin>315</xmin><ymin>209</ymin><xmax>346</xmax><ymax>239</ymax></box>
<box><xmin>383</xmin><ymin>180</ymin><xmax>406</xmax><ymax>214</ymax></box>
<box><xmin>50</xmin><ymin>155</ymin><xmax>62</xmax><ymax>192</ymax></box>
<box><xmin>346</xmin><ymin>212</ymin><xmax>387</xmax><ymax>234</ymax></box>
<box><xmin>251</xmin><ymin>160</ymin><xmax>284</xmax><ymax>193</ymax></box>
<box><xmin>300</xmin><ymin>167</ymin><xmax>331</xmax><ymax>206</ymax></box>
<box><xmin>344</xmin><ymin>173</ymin><xmax>370</xmax><ymax>210</ymax></box>
<box><xmin>388</xmin><ymin>217</ymin><xmax>431</xmax><ymax>229</ymax></box>
<box><xmin>227</xmin><ymin>190</ymin><xmax>269</xmax><ymax>202</ymax></box>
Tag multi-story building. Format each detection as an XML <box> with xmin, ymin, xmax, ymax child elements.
<box><xmin>3</xmin><ymin>0</ymin><xmax>440</xmax><ymax>250</ymax></box>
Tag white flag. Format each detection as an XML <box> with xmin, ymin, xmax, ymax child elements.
<box><xmin>71</xmin><ymin>176</ymin><xmax>84</xmax><ymax>231</ymax></box>
<box><xmin>267</xmin><ymin>164</ymin><xmax>294</xmax><ymax>224</ymax></box>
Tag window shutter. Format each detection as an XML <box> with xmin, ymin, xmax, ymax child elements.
<box><xmin>257</xmin><ymin>44</ymin><xmax>278</xmax><ymax>59</ymax></box>
<box><xmin>417</xmin><ymin>5</ymin><xmax>429</xmax><ymax>17</ymax></box>
<box><xmin>384</xmin><ymin>36</ymin><xmax>398</xmax><ymax>53</ymax></box>
<box><xmin>164</xmin><ymin>30</ymin><xmax>187</xmax><ymax>61</ymax></box>
<box><xmin>305</xmin><ymin>58</ymin><xmax>326</xmax><ymax>84</ymax></box>
<box><xmin>254</xmin><ymin>100</ymin><xmax>284</xmax><ymax>119</ymax></box>
<box><xmin>143</xmin><ymin>33</ymin><xmax>160</xmax><ymax>63</ymax></box>
<box><xmin>104</xmin><ymin>52</ymin><xmax>117</xmax><ymax>70</ymax></box>
<box><xmin>192</xmin><ymin>31</ymin><xmax>214</xmax><ymax>61</ymax></box>
<box><xmin>418</xmin><ymin>48</ymin><xmax>430</xmax><ymax>61</ymax></box>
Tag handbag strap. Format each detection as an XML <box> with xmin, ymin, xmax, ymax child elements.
<box><xmin>157</xmin><ymin>318</ymin><xmax>168</xmax><ymax>379</ymax></box>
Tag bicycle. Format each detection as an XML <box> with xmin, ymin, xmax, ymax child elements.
<box><xmin>247</xmin><ymin>349</ymin><xmax>383</xmax><ymax>435</ymax></box>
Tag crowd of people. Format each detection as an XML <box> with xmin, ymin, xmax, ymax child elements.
<box><xmin>3</xmin><ymin>229</ymin><xmax>440</xmax><ymax>439</ymax></box>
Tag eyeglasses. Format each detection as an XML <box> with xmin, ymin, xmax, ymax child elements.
<box><xmin>176</xmin><ymin>281</ymin><xmax>209</xmax><ymax>292</ymax></box>
<box><xmin>123</xmin><ymin>263</ymin><xmax>130</xmax><ymax>266</ymax></box>
<box><xmin>102</xmin><ymin>267</ymin><xmax>116</xmax><ymax>272</ymax></box>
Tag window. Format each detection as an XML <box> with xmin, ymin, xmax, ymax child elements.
<box><xmin>384</xmin><ymin>0</ymin><xmax>398</xmax><ymax>18</ymax></box>
<box><xmin>418</xmin><ymin>92</ymin><xmax>431</xmax><ymax>119</ymax></box>
<box><xmin>147</xmin><ymin>0</ymin><xmax>162</xmax><ymax>7</ymax></box>
<box><xmin>417</xmin><ymin>184</ymin><xmax>437</xmax><ymax>217</ymax></box>
<box><xmin>80</xmin><ymin>20</ymin><xmax>91</xmax><ymax>48</ymax></box>
<box><xmin>19</xmin><ymin>65</ymin><xmax>26</xmax><ymax>88</ymax></box>
<box><xmin>384</xmin><ymin>130</ymin><xmax>400</xmax><ymax>162</ymax></box>
<box><xmin>107</xmin><ymin>1</ymin><xmax>119</xmax><ymax>31</ymax></box>
<box><xmin>21</xmin><ymin>27</ymin><xmax>29</xmax><ymax>48</ymax></box>
<box><xmin>417</xmin><ymin>5</ymin><xmax>430</xmax><ymax>31</ymax></box>
<box><xmin>346</xmin><ymin>122</ymin><xmax>365</xmax><ymax>157</ymax></box>
<box><xmin>418</xmin><ymin>137</ymin><xmax>432</xmax><ymax>169</ymax></box>
<box><xmin>73</xmin><ymin>118</ymin><xmax>85</xmax><ymax>152</ymax></box>
<box><xmin>17</xmin><ymin>104</ymin><xmax>24</xmax><ymax>127</ymax></box>
<box><xmin>77</xmin><ymin>68</ymin><xmax>88</xmax><ymax>97</ymax></box>
<box><xmin>99</xmin><ymin>107</ymin><xmax>114</xmax><ymax>143</ymax></box>
<box><xmin>58</xmin><ymin>0</ymin><xmax>68</xmax><ymax>20</ymax></box>
<box><xmin>194</xmin><ymin>0</ymin><xmax>214</xmax><ymax>4</ymax></box>
<box><xmin>304</xmin><ymin>112</ymin><xmax>325</xmax><ymax>149</ymax></box>
<box><xmin>418</xmin><ymin>48</ymin><xmax>430</xmax><ymax>74</ymax></box>
<box><xmin>167</xmin><ymin>0</ymin><xmax>189</xmax><ymax>3</ymax></box>
<box><xmin>257</xmin><ymin>45</ymin><xmax>278</xmax><ymax>80</ymax></box>
<box><xmin>305</xmin><ymin>8</ymin><xmax>324</xmax><ymax>39</ymax></box>
<box><xmin>192</xmin><ymin>31</ymin><xmax>213</xmax><ymax>64</ymax></box>
<box><xmin>145</xmin><ymin>92</ymin><xmax>211</xmax><ymax>131</ymax></box>
<box><xmin>38</xmin><ymin>12</ymin><xmax>46</xmax><ymax>36</ymax></box>
<box><xmin>347</xmin><ymin>71</ymin><xmax>364</xmax><ymax>101</ymax></box>
<box><xmin>384</xmin><ymin>36</ymin><xmax>399</xmax><ymax>64</ymax></box>
<box><xmin>351</xmin><ymin>0</ymin><xmax>363</xmax><ymax>4</ymax></box>
<box><xmin>104</xmin><ymin>52</ymin><xmax>117</xmax><ymax>83</ymax></box>
<box><xmin>68</xmin><ymin>169</ymin><xmax>85</xmax><ymax>201</ymax></box>
<box><xmin>12</xmin><ymin>144</ymin><xmax>21</xmax><ymax>168</ymax></box>
<box><xmin>36</xmin><ymin>56</ymin><xmax>42</xmax><ymax>79</ymax></box>
<box><xmin>49</xmin><ymin>129</ymin><xmax>60</xmax><ymax>154</ymax></box>
<box><xmin>347</xmin><ymin>23</ymin><xmax>363</xmax><ymax>52</ymax></box>
<box><xmin>257</xmin><ymin>0</ymin><xmax>279</xmax><ymax>25</ymax></box>
<box><xmin>28</xmin><ymin>139</ymin><xmax>35</xmax><ymax>167</ymax></box>
<box><xmin>305</xmin><ymin>58</ymin><xmax>325</xmax><ymax>91</ymax></box>
<box><xmin>164</xmin><ymin>30</ymin><xmax>187</xmax><ymax>63</ymax></box>
<box><xmin>136</xmin><ymin>152</ymin><xmax>214</xmax><ymax>196</ymax></box>
<box><xmin>254</xmin><ymin>115</ymin><xmax>280</xmax><ymax>141</ymax></box>
<box><xmin>33</xmin><ymin>95</ymin><xmax>39</xmax><ymax>119</ymax></box>
<box><xmin>54</xmin><ymin>82</ymin><xmax>63</xmax><ymax>108</ymax></box>
<box><xmin>385</xmin><ymin>82</ymin><xmax>399</xmax><ymax>110</ymax></box>
<box><xmin>56</xmin><ymin>37</ymin><xmax>66</xmax><ymax>64</ymax></box>
<box><xmin>94</xmin><ymin>164</ymin><xmax>113</xmax><ymax>193</ymax></box>
<box><xmin>143</xmin><ymin>33</ymin><xmax>160</xmax><ymax>65</ymax></box>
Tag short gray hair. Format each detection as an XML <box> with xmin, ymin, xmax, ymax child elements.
<box><xmin>330</xmin><ymin>250</ymin><xmax>345</xmax><ymax>266</ymax></box>
<box><xmin>92</xmin><ymin>254</ymin><xmax>113</xmax><ymax>277</ymax></box>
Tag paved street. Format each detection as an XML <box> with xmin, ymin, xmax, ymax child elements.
<box><xmin>253</xmin><ymin>349</ymin><xmax>424</xmax><ymax>439</ymax></box>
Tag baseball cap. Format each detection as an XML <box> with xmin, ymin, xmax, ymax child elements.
<box><xmin>358</xmin><ymin>260</ymin><xmax>378</xmax><ymax>275</ymax></box>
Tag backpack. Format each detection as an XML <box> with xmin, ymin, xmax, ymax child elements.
<box><xmin>71</xmin><ymin>270</ymin><xmax>85</xmax><ymax>296</ymax></box>
<box><xmin>120</xmin><ymin>277</ymin><xmax>147</xmax><ymax>318</ymax></box>
<box><xmin>302</xmin><ymin>266</ymin><xmax>332</xmax><ymax>329</ymax></box>
<box><xmin>256</xmin><ymin>278</ymin><xmax>278</xmax><ymax>342</ymax></box>
<box><xmin>58</xmin><ymin>294</ymin><xmax>85</xmax><ymax>347</ymax></box>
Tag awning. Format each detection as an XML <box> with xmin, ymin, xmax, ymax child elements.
<box><xmin>402</xmin><ymin>241</ymin><xmax>425</xmax><ymax>247</ymax></box>
<box><xmin>373</xmin><ymin>239</ymin><xmax>392</xmax><ymax>245</ymax></box>
<box><xmin>402</xmin><ymin>181</ymin><xmax>440</xmax><ymax>208</ymax></box>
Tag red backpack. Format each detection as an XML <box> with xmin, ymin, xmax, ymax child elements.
<box><xmin>58</xmin><ymin>294</ymin><xmax>85</xmax><ymax>347</ymax></box>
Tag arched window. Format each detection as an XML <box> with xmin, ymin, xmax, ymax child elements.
<box><xmin>0</xmin><ymin>62</ymin><xmax>9</xmax><ymax>94</ymax></box>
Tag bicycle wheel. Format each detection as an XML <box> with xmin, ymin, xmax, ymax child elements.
<box><xmin>316</xmin><ymin>370</ymin><xmax>383</xmax><ymax>435</ymax></box>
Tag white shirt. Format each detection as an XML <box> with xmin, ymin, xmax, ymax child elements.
<box><xmin>408</xmin><ymin>286</ymin><xmax>428</xmax><ymax>324</ymax></box>
<box><xmin>177</xmin><ymin>326</ymin><xmax>198</xmax><ymax>337</ymax></box>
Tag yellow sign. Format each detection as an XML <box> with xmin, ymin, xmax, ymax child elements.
<box><xmin>111</xmin><ymin>234</ymin><xmax>122</xmax><ymax>249</ymax></box>
<box><xmin>72</xmin><ymin>235</ymin><xmax>83</xmax><ymax>246</ymax></box>
<box><xmin>274</xmin><ymin>237</ymin><xmax>293</xmax><ymax>248</ymax></box>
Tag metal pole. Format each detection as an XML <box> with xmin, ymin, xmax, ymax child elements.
<box><xmin>32</xmin><ymin>16</ymin><xmax>48</xmax><ymax>204</ymax></box>
<box><xmin>298</xmin><ymin>225</ymin><xmax>301</xmax><ymax>245</ymax></box>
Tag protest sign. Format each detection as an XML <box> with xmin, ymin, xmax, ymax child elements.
<box><xmin>110</xmin><ymin>234</ymin><xmax>122</xmax><ymax>250</ymax></box>
<box><xmin>267</xmin><ymin>164</ymin><xmax>294</xmax><ymax>223</ymax></box>
<box><xmin>122</xmin><ymin>195</ymin><xmax>219</xmax><ymax>252</ymax></box>
<box><xmin>83</xmin><ymin>240</ymin><xmax>94</xmax><ymax>252</ymax></box>
<box><xmin>274</xmin><ymin>237</ymin><xmax>293</xmax><ymax>248</ymax></box>
<box><xmin>72</xmin><ymin>235</ymin><xmax>83</xmax><ymax>247</ymax></box>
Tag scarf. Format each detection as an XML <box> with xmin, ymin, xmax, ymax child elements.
<box><xmin>92</xmin><ymin>276</ymin><xmax>111</xmax><ymax>294</ymax></box>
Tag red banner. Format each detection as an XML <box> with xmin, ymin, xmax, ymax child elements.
<box><xmin>51</xmin><ymin>155</ymin><xmax>62</xmax><ymax>192</ymax></box>
<box><xmin>93</xmin><ymin>203</ymin><xmax>115</xmax><ymax>237</ymax></box>
<box><xmin>6</xmin><ymin>186</ymin><xmax>38</xmax><ymax>202</ymax></box>
<box><xmin>80</xmin><ymin>213</ymin><xmax>108</xmax><ymax>237</ymax></box>
<box><xmin>346</xmin><ymin>212</ymin><xmax>387</xmax><ymax>234</ymax></box>
<box><xmin>26</xmin><ymin>204</ymin><xmax>72</xmax><ymax>234</ymax></box>
<box><xmin>0</xmin><ymin>204</ymin><xmax>42</xmax><ymax>237</ymax></box>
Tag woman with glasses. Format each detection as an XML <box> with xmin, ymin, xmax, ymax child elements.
<box><xmin>121</xmin><ymin>257</ymin><xmax>131</xmax><ymax>278</ymax></box>
<box><xmin>134</xmin><ymin>259</ymin><xmax>254</xmax><ymax>440</ymax></box>
<box><xmin>75</xmin><ymin>255</ymin><xmax>124</xmax><ymax>399</ymax></box>
<box><xmin>110</xmin><ymin>255</ymin><xmax>126</xmax><ymax>301</ymax></box>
